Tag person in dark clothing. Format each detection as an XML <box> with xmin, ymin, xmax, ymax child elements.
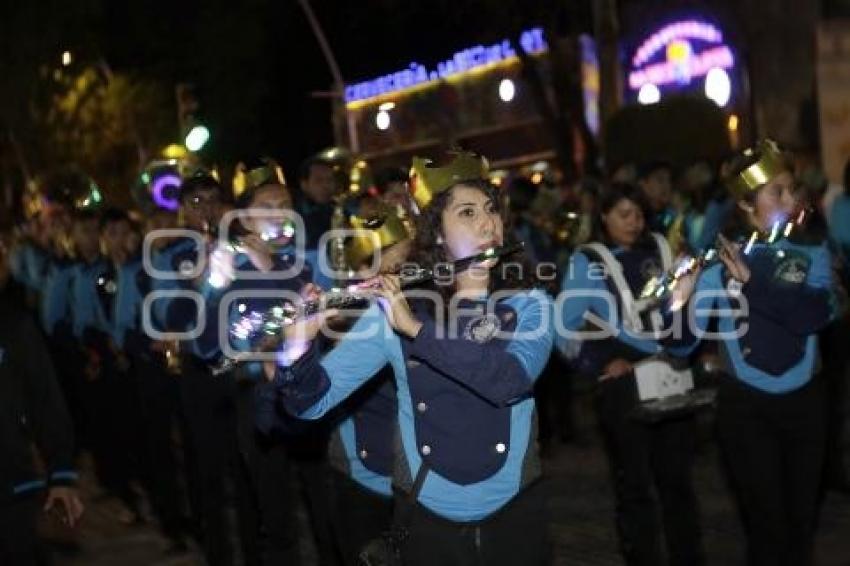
<box><xmin>294</xmin><ymin>156</ymin><xmax>337</xmax><ymax>250</ymax></box>
<box><xmin>637</xmin><ymin>161</ymin><xmax>675</xmax><ymax>235</ymax></box>
<box><xmin>558</xmin><ymin>183</ymin><xmax>703</xmax><ymax>566</ymax></box>
<box><xmin>0</xmin><ymin>229</ymin><xmax>84</xmax><ymax>566</ymax></box>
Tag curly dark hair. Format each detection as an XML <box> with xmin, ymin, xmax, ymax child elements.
<box><xmin>407</xmin><ymin>179</ymin><xmax>542</xmax><ymax>315</ymax></box>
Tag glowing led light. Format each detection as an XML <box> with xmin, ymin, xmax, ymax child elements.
<box><xmin>728</xmin><ymin>114</ymin><xmax>739</xmax><ymax>131</ymax></box>
<box><xmin>376</xmin><ymin>110</ymin><xmax>391</xmax><ymax>130</ymax></box>
<box><xmin>150</xmin><ymin>173</ymin><xmax>181</xmax><ymax>211</ymax></box>
<box><xmin>498</xmin><ymin>78</ymin><xmax>515</xmax><ymax>102</ymax></box>
<box><xmin>185</xmin><ymin>125</ymin><xmax>210</xmax><ymax>152</ymax></box>
<box><xmin>705</xmin><ymin>67</ymin><xmax>731</xmax><ymax>106</ymax></box>
<box><xmin>208</xmin><ymin>271</ymin><xmax>227</xmax><ymax>289</ymax></box>
<box><xmin>743</xmin><ymin>231</ymin><xmax>758</xmax><ymax>255</ymax></box>
<box><xmin>638</xmin><ymin>83</ymin><xmax>661</xmax><ymax>104</ymax></box>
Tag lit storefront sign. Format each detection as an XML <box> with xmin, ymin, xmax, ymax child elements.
<box><xmin>628</xmin><ymin>19</ymin><xmax>736</xmax><ymax>107</ymax></box>
<box><xmin>344</xmin><ymin>28</ymin><xmax>547</xmax><ymax>106</ymax></box>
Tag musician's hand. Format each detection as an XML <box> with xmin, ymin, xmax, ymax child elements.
<box><xmin>240</xmin><ymin>234</ymin><xmax>274</xmax><ymax>273</ymax></box>
<box><xmin>206</xmin><ymin>243</ymin><xmax>237</xmax><ymax>288</ymax></box>
<box><xmin>44</xmin><ymin>486</ymin><xmax>84</xmax><ymax>528</ymax></box>
<box><xmin>274</xmin><ymin>308</ymin><xmax>340</xmax><ymax>367</ymax></box>
<box><xmin>369</xmin><ymin>275</ymin><xmax>422</xmax><ymax>338</ymax></box>
<box><xmin>299</xmin><ymin>282</ymin><xmax>322</xmax><ymax>303</ymax></box>
<box><xmin>669</xmin><ymin>269</ymin><xmax>700</xmax><ymax>312</ymax></box>
<box><xmin>717</xmin><ymin>234</ymin><xmax>750</xmax><ymax>283</ymax></box>
<box><xmin>599</xmin><ymin>359</ymin><xmax>632</xmax><ymax>382</ymax></box>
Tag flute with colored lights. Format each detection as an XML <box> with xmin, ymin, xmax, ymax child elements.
<box><xmin>208</xmin><ymin>242</ymin><xmax>524</xmax><ymax>375</ymax></box>
<box><xmin>638</xmin><ymin>207</ymin><xmax>809</xmax><ymax>302</ymax></box>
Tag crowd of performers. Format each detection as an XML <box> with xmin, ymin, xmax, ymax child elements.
<box><xmin>1</xmin><ymin>139</ymin><xmax>849</xmax><ymax>566</ymax></box>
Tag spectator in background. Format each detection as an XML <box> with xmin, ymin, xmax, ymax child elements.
<box><xmin>637</xmin><ymin>161</ymin><xmax>675</xmax><ymax>234</ymax></box>
<box><xmin>294</xmin><ymin>157</ymin><xmax>337</xmax><ymax>250</ymax></box>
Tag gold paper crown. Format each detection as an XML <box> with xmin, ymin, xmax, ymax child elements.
<box><xmin>345</xmin><ymin>206</ymin><xmax>411</xmax><ymax>267</ymax></box>
<box><xmin>409</xmin><ymin>151</ymin><xmax>489</xmax><ymax>209</ymax></box>
<box><xmin>232</xmin><ymin>159</ymin><xmax>287</xmax><ymax>199</ymax></box>
<box><xmin>725</xmin><ymin>139</ymin><xmax>791</xmax><ymax>199</ymax></box>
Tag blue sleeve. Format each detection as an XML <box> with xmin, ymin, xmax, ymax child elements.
<box><xmin>555</xmin><ymin>252</ymin><xmax>611</xmax><ymax>356</ymax></box>
<box><xmin>71</xmin><ymin>270</ymin><xmax>99</xmax><ymax>340</ymax></box>
<box><xmin>41</xmin><ymin>263</ymin><xmax>75</xmax><ymax>335</ymax></box>
<box><xmin>406</xmin><ymin>291</ymin><xmax>553</xmax><ymax>406</ymax></box>
<box><xmin>189</xmin><ymin>280</ymin><xmax>226</xmax><ymax>360</ymax></box>
<box><xmin>742</xmin><ymin>244</ymin><xmax>833</xmax><ymax>335</ymax></box>
<box><xmin>9</xmin><ymin>245</ymin><xmax>26</xmax><ymax>284</ymax></box>
<box><xmin>150</xmin><ymin>250</ymin><xmax>177</xmax><ymax>331</ymax></box>
<box><xmin>112</xmin><ymin>263</ymin><xmax>144</xmax><ymax>349</ymax></box>
<box><xmin>16</xmin><ymin>246</ymin><xmax>48</xmax><ymax>290</ymax></box>
<box><xmin>305</xmin><ymin>248</ymin><xmax>332</xmax><ymax>290</ymax></box>
<box><xmin>558</xmin><ymin>253</ymin><xmax>595</xmax><ymax>331</ymax></box>
<box><xmin>269</xmin><ymin>303</ymin><xmax>392</xmax><ymax>419</ymax></box>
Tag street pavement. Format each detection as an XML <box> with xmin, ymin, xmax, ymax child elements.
<box><xmin>52</xmin><ymin>401</ymin><xmax>850</xmax><ymax>565</ymax></box>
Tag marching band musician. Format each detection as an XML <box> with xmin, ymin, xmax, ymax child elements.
<box><xmin>112</xmin><ymin>207</ymin><xmax>190</xmax><ymax>552</ymax></box>
<box><xmin>191</xmin><ymin>157</ymin><xmax>321</xmax><ymax>565</ymax></box>
<box><xmin>149</xmin><ymin>172</ymin><xmax>240</xmax><ymax>565</ymax></box>
<box><xmin>557</xmin><ymin>182</ymin><xmax>703</xmax><ymax>566</ymax></box>
<box><xmin>66</xmin><ymin>208</ymin><xmax>143</xmax><ymax>523</ymax></box>
<box><xmin>663</xmin><ymin>140</ymin><xmax>835</xmax><ymax>566</ymax></box>
<box><xmin>10</xmin><ymin>173</ymin><xmax>76</xmax><ymax>310</ymax></box>
<box><xmin>260</xmin><ymin>152</ymin><xmax>554</xmax><ymax>565</ymax></box>
<box><xmin>255</xmin><ymin>200</ymin><xmax>411</xmax><ymax>565</ymax></box>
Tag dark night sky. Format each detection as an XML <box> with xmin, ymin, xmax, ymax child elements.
<box><xmin>0</xmin><ymin>0</ymin><xmax>589</xmax><ymax>191</ymax></box>
<box><xmin>87</xmin><ymin>0</ymin><xmax>581</xmax><ymax>176</ymax></box>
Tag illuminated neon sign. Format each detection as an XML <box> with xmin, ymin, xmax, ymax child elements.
<box><xmin>344</xmin><ymin>28</ymin><xmax>546</xmax><ymax>105</ymax></box>
<box><xmin>151</xmin><ymin>173</ymin><xmax>181</xmax><ymax>211</ymax></box>
<box><xmin>628</xmin><ymin>19</ymin><xmax>734</xmax><ymax>91</ymax></box>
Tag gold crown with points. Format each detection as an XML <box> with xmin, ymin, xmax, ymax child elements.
<box><xmin>232</xmin><ymin>158</ymin><xmax>286</xmax><ymax>199</ymax></box>
<box><xmin>725</xmin><ymin>139</ymin><xmax>791</xmax><ymax>199</ymax></box>
<box><xmin>345</xmin><ymin>205</ymin><xmax>411</xmax><ymax>267</ymax></box>
<box><xmin>409</xmin><ymin>151</ymin><xmax>489</xmax><ymax>209</ymax></box>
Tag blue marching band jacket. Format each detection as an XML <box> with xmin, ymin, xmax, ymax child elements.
<box><xmin>662</xmin><ymin>239</ymin><xmax>835</xmax><ymax>393</ymax></box>
<box><xmin>150</xmin><ymin>237</ymin><xmax>401</xmax><ymax>497</ymax></box>
<box><xmin>260</xmin><ymin>290</ymin><xmax>553</xmax><ymax>521</ymax></box>
<box><xmin>557</xmin><ymin>234</ymin><xmax>673</xmax><ymax>378</ymax></box>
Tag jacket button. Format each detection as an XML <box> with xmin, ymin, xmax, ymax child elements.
<box><xmin>495</xmin><ymin>442</ymin><xmax>507</xmax><ymax>454</ymax></box>
<box><xmin>417</xmin><ymin>402</ymin><xmax>428</xmax><ymax>413</ymax></box>
<box><xmin>742</xmin><ymin>347</ymin><xmax>752</xmax><ymax>357</ymax></box>
<box><xmin>359</xmin><ymin>449</ymin><xmax>368</xmax><ymax>459</ymax></box>
<box><xmin>421</xmin><ymin>444</ymin><xmax>431</xmax><ymax>456</ymax></box>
